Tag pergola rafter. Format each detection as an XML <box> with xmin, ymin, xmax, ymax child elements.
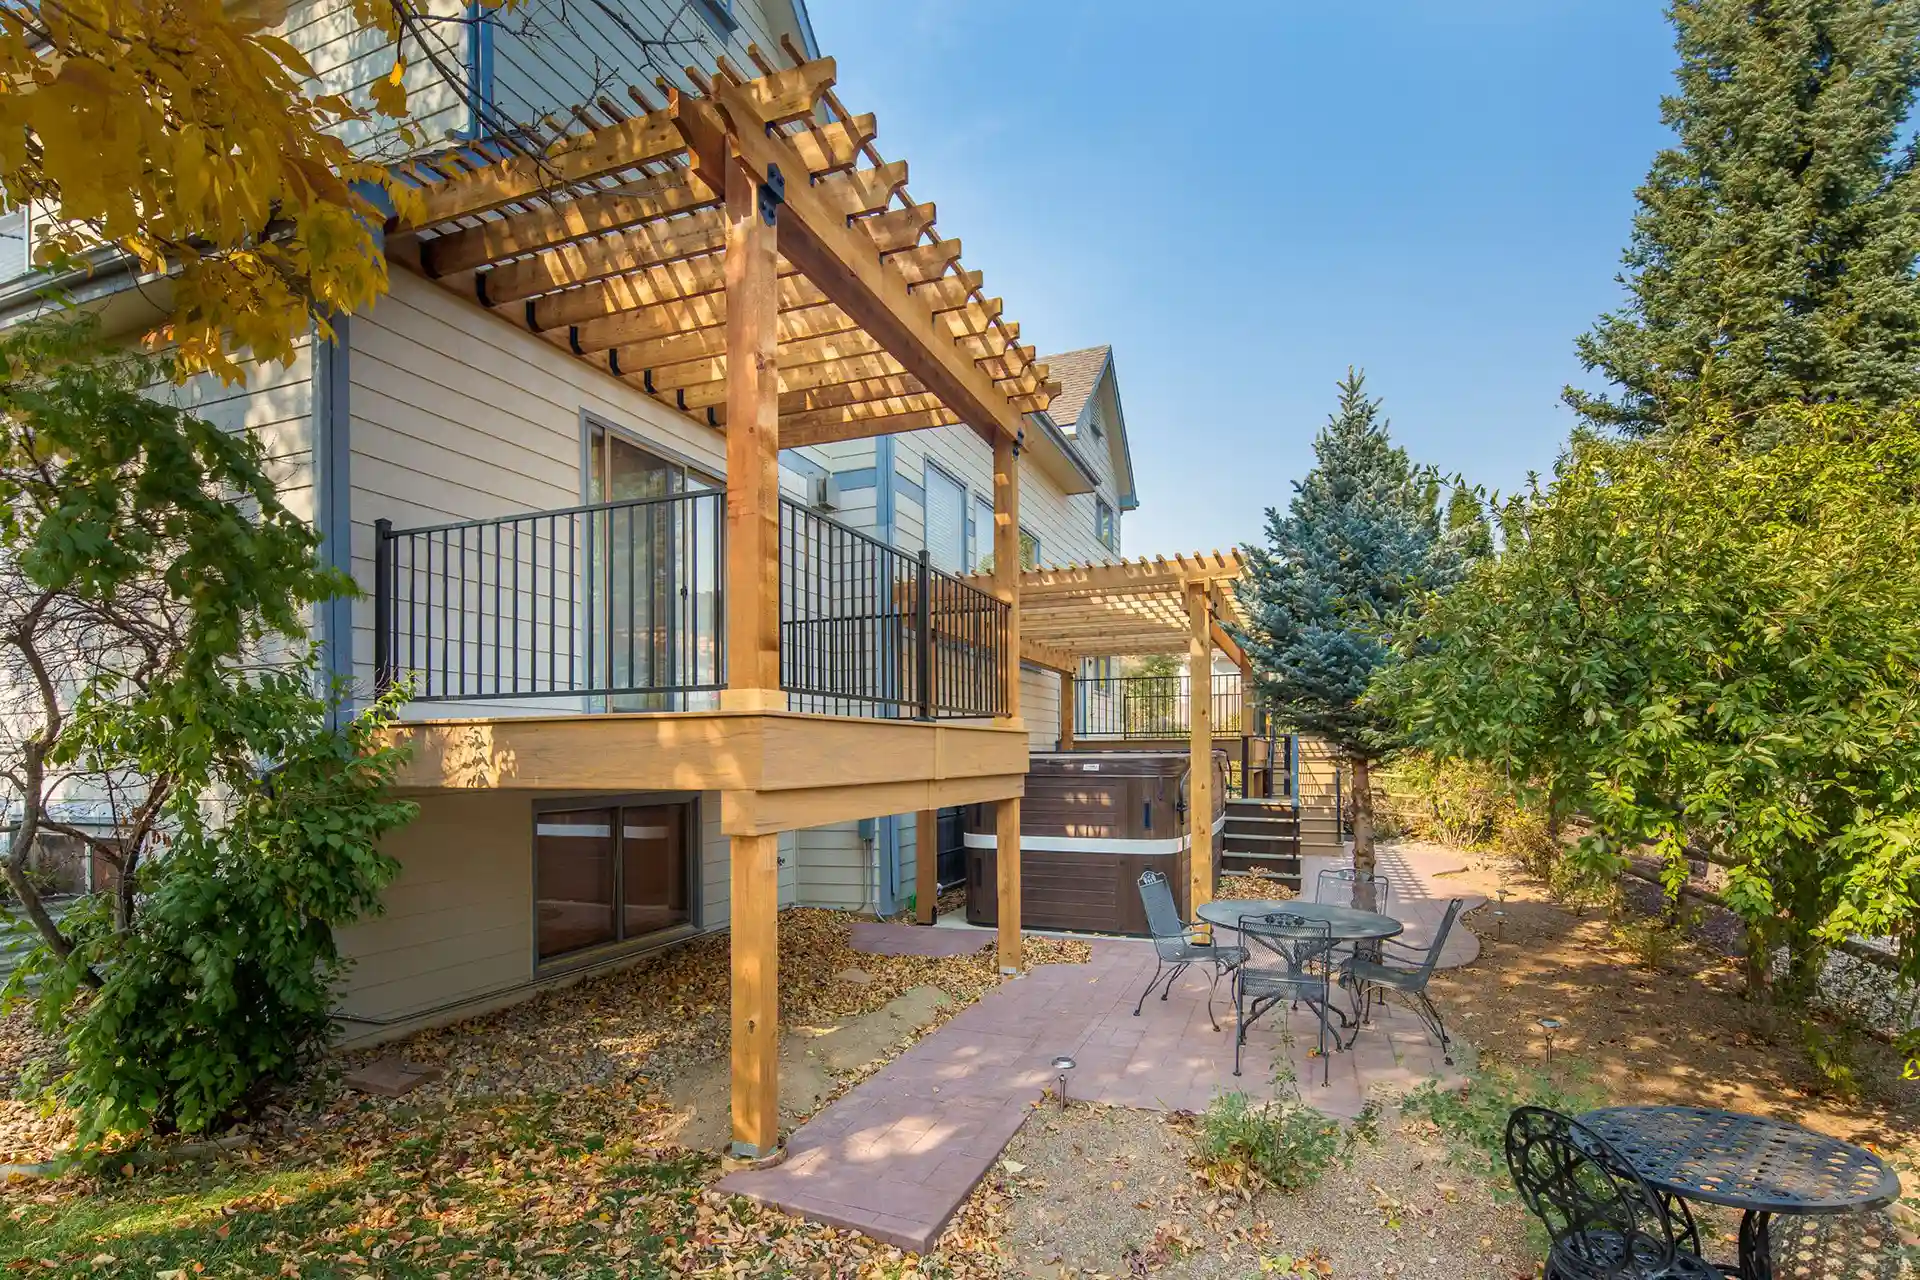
<box><xmin>388</xmin><ymin>50</ymin><xmax>1057</xmax><ymax>449</ymax></box>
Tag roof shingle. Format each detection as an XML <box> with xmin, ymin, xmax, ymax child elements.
<box><xmin>1038</xmin><ymin>345</ymin><xmax>1110</xmax><ymax>430</ymax></box>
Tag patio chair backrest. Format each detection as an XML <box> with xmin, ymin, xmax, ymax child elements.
<box><xmin>1408</xmin><ymin>898</ymin><xmax>1466</xmax><ymax>983</ymax></box>
<box><xmin>1136</xmin><ymin>870</ymin><xmax>1188</xmax><ymax>948</ymax></box>
<box><xmin>1239</xmin><ymin>912</ymin><xmax>1334</xmax><ymax>980</ymax></box>
<box><xmin>1316</xmin><ymin>866</ymin><xmax>1390</xmax><ymax>913</ymax></box>
<box><xmin>1505</xmin><ymin>1106</ymin><xmax>1680</xmax><ymax>1278</ymax></box>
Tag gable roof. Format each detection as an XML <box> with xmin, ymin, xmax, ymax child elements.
<box><xmin>1041</xmin><ymin>345</ymin><xmax>1111</xmax><ymax>430</ymax></box>
<box><xmin>1037</xmin><ymin>343</ymin><xmax>1140</xmax><ymax>512</ymax></box>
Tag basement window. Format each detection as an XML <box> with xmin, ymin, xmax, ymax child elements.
<box><xmin>535</xmin><ymin>798</ymin><xmax>696</xmax><ymax>962</ymax></box>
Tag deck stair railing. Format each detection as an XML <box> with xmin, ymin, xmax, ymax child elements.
<box><xmin>373</xmin><ymin>492</ymin><xmax>1008</xmax><ymax>719</ymax></box>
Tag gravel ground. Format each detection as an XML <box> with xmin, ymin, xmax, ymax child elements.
<box><xmin>991</xmin><ymin>1102</ymin><xmax>1532</xmax><ymax>1279</ymax></box>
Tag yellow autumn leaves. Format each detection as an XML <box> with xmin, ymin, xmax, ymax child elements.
<box><xmin>0</xmin><ymin>0</ymin><xmax>449</xmax><ymax>381</ymax></box>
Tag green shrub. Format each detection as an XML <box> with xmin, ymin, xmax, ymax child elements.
<box><xmin>7</xmin><ymin>681</ymin><xmax>415</xmax><ymax>1146</ymax></box>
<box><xmin>1611</xmin><ymin>915</ymin><xmax>1686</xmax><ymax>971</ymax></box>
<box><xmin>1401</xmin><ymin>1062</ymin><xmax>1603</xmax><ymax>1178</ymax></box>
<box><xmin>1193</xmin><ymin>1090</ymin><xmax>1347</xmax><ymax>1194</ymax></box>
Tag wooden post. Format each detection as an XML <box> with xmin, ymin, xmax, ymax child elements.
<box><xmin>1186</xmin><ymin>581</ymin><xmax>1214</xmax><ymax>921</ymax></box>
<box><xmin>1058</xmin><ymin>671</ymin><xmax>1075</xmax><ymax>751</ymax></box>
<box><xmin>915</xmin><ymin>807</ymin><xmax>937</xmax><ymax>925</ymax></box>
<box><xmin>729</xmin><ymin>831</ymin><xmax>780</xmax><ymax>1158</ymax></box>
<box><xmin>992</xmin><ymin>431</ymin><xmax>1023</xmax><ymax>973</ymax></box>
<box><xmin>723</xmin><ymin>156</ymin><xmax>782</xmax><ymax>1161</ymax></box>
<box><xmin>721</xmin><ymin>149</ymin><xmax>782</xmax><ymax>708</ymax></box>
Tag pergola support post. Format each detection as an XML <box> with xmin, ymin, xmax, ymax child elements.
<box><xmin>992</xmin><ymin>430</ymin><xmax>1023</xmax><ymax>973</ymax></box>
<box><xmin>1186</xmin><ymin>581</ymin><xmax>1214</xmax><ymax>923</ymax></box>
<box><xmin>723</xmin><ymin>153</ymin><xmax>784</xmax><ymax>1161</ymax></box>
<box><xmin>729</xmin><ymin>827</ymin><xmax>781</xmax><ymax>1159</ymax></box>
<box><xmin>1058</xmin><ymin>670</ymin><xmax>1076</xmax><ymax>750</ymax></box>
<box><xmin>915</xmin><ymin>807</ymin><xmax>938</xmax><ymax>925</ymax></box>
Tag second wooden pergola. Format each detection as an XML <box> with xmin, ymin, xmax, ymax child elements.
<box><xmin>928</xmin><ymin>552</ymin><xmax>1247</xmax><ymax>925</ymax></box>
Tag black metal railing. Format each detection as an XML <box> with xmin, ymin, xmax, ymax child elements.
<box><xmin>1075</xmin><ymin>672</ymin><xmax>1245</xmax><ymax>739</ymax></box>
<box><xmin>373</xmin><ymin>492</ymin><xmax>1008</xmax><ymax>719</ymax></box>
<box><xmin>780</xmin><ymin>497</ymin><xmax>1008</xmax><ymax>718</ymax></box>
<box><xmin>374</xmin><ymin>490</ymin><xmax>725</xmax><ymax>703</ymax></box>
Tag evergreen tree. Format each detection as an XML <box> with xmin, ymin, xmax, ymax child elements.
<box><xmin>1569</xmin><ymin>0</ymin><xmax>1920</xmax><ymax>435</ymax></box>
<box><xmin>1445</xmin><ymin>486</ymin><xmax>1494</xmax><ymax>561</ymax></box>
<box><xmin>1234</xmin><ymin>371</ymin><xmax>1455</xmax><ymax>901</ymax></box>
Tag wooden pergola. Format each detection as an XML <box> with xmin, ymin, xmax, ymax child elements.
<box><xmin>945</xmin><ymin>552</ymin><xmax>1248</xmax><ymax>932</ymax></box>
<box><xmin>385</xmin><ymin>42</ymin><xmax>1058</xmax><ymax>453</ymax></box>
<box><xmin>383</xmin><ymin>46</ymin><xmax>1058</xmax><ymax>1162</ymax></box>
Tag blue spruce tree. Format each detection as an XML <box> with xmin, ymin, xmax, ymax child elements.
<box><xmin>1235</xmin><ymin>370</ymin><xmax>1454</xmax><ymax>900</ymax></box>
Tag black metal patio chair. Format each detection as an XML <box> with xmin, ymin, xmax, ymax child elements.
<box><xmin>1315</xmin><ymin>865</ymin><xmax>1393</xmax><ymax>970</ymax></box>
<box><xmin>1233</xmin><ymin>912</ymin><xmax>1336</xmax><ymax>1084</ymax></box>
<box><xmin>1504</xmin><ymin>1106</ymin><xmax>1723</xmax><ymax>1279</ymax></box>
<box><xmin>1315</xmin><ymin>866</ymin><xmax>1391</xmax><ymax>914</ymax></box>
<box><xmin>1133</xmin><ymin>870</ymin><xmax>1247</xmax><ymax>1033</ymax></box>
<box><xmin>1345</xmin><ymin>896</ymin><xmax>1464</xmax><ymax>1064</ymax></box>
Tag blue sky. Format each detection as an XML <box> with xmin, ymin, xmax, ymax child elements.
<box><xmin>804</xmin><ymin>1</ymin><xmax>1680</xmax><ymax>555</ymax></box>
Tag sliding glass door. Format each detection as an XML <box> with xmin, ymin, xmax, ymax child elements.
<box><xmin>586</xmin><ymin>423</ymin><xmax>722</xmax><ymax>710</ymax></box>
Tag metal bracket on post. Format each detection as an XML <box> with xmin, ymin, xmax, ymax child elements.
<box><xmin>757</xmin><ymin>162</ymin><xmax>785</xmax><ymax>227</ymax></box>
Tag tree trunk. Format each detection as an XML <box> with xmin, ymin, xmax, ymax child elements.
<box><xmin>1350</xmin><ymin>754</ymin><xmax>1377</xmax><ymax>910</ymax></box>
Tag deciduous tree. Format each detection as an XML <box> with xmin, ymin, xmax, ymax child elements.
<box><xmin>0</xmin><ymin>316</ymin><xmax>415</xmax><ymax>1144</ymax></box>
<box><xmin>1380</xmin><ymin>405</ymin><xmax>1920</xmax><ymax>1072</ymax></box>
<box><xmin>0</xmin><ymin>0</ymin><xmax>441</xmax><ymax>381</ymax></box>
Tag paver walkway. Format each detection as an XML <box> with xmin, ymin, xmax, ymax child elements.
<box><xmin>850</xmin><ymin>921</ymin><xmax>989</xmax><ymax>958</ymax></box>
<box><xmin>720</xmin><ymin>847</ymin><xmax>1485</xmax><ymax>1253</ymax></box>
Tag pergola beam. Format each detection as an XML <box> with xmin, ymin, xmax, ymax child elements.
<box><xmin>684</xmin><ymin>86</ymin><xmax>1025</xmax><ymax>445</ymax></box>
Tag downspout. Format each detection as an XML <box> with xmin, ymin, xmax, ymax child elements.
<box><xmin>312</xmin><ymin>315</ymin><xmax>354</xmax><ymax>728</ymax></box>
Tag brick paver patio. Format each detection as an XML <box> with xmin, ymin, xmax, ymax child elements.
<box><xmin>719</xmin><ymin>847</ymin><xmax>1484</xmax><ymax>1253</ymax></box>
<box><xmin>849</xmin><ymin>920</ymin><xmax>990</xmax><ymax>958</ymax></box>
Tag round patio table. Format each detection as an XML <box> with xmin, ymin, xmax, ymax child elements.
<box><xmin>1196</xmin><ymin>899</ymin><xmax>1402</xmax><ymax>1040</ymax></box>
<box><xmin>1580</xmin><ymin>1105</ymin><xmax>1901</xmax><ymax>1280</ymax></box>
<box><xmin>1194</xmin><ymin>898</ymin><xmax>1403</xmax><ymax>943</ymax></box>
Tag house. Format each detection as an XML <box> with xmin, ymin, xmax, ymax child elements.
<box><xmin>0</xmin><ymin>0</ymin><xmax>1270</xmax><ymax>1162</ymax></box>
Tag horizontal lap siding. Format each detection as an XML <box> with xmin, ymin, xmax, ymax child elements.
<box><xmin>347</xmin><ymin>271</ymin><xmax>729</xmax><ymax>718</ymax></box>
<box><xmin>280</xmin><ymin>0</ymin><xmax>466</xmax><ymax>157</ymax></box>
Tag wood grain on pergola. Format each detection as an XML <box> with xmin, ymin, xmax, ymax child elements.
<box><xmin>383</xmin><ymin>41</ymin><xmax>1054</xmax><ymax>449</ymax></box>
<box><xmin>976</xmin><ymin>551</ymin><xmax>1247</xmax><ymax>661</ymax></box>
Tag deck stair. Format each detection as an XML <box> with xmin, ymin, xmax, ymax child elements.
<box><xmin>1220</xmin><ymin>797</ymin><xmax>1303</xmax><ymax>887</ymax></box>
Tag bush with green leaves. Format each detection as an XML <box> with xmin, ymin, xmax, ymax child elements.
<box><xmin>0</xmin><ymin>314</ymin><xmax>415</xmax><ymax>1145</ymax></box>
<box><xmin>1192</xmin><ymin>1089</ymin><xmax>1348</xmax><ymax>1195</ymax></box>
<box><xmin>1377</xmin><ymin>404</ymin><xmax>1920</xmax><ymax>1072</ymax></box>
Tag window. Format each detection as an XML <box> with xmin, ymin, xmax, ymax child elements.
<box><xmin>689</xmin><ymin>0</ymin><xmax>738</xmax><ymax>37</ymax></box>
<box><xmin>971</xmin><ymin>497</ymin><xmax>996</xmax><ymax>571</ymax></box>
<box><xmin>0</xmin><ymin>204</ymin><xmax>30</xmax><ymax>283</ymax></box>
<box><xmin>923</xmin><ymin>463</ymin><xmax>966</xmax><ymax>573</ymax></box>
<box><xmin>1019</xmin><ymin>528</ymin><xmax>1039</xmax><ymax>571</ymax></box>
<box><xmin>1095</xmin><ymin>499</ymin><xmax>1116</xmax><ymax>551</ymax></box>
<box><xmin>536</xmin><ymin>799</ymin><xmax>694</xmax><ymax>962</ymax></box>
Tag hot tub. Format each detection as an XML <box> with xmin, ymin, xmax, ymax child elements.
<box><xmin>962</xmin><ymin>750</ymin><xmax>1228</xmax><ymax>935</ymax></box>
